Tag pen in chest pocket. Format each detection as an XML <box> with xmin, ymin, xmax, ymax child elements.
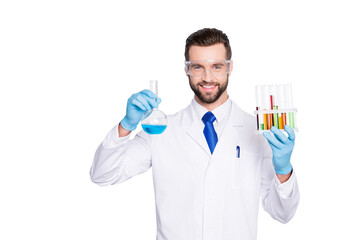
<box><xmin>236</xmin><ymin>146</ymin><xmax>240</xmax><ymax>158</ymax></box>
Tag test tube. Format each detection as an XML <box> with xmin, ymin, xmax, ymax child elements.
<box><xmin>287</xmin><ymin>83</ymin><xmax>295</xmax><ymax>129</ymax></box>
<box><xmin>255</xmin><ymin>86</ymin><xmax>261</xmax><ymax>130</ymax></box>
<box><xmin>150</xmin><ymin>80</ymin><xmax>158</xmax><ymax>97</ymax></box>
<box><xmin>284</xmin><ymin>85</ymin><xmax>289</xmax><ymax>126</ymax></box>
<box><xmin>278</xmin><ymin>84</ymin><xmax>285</xmax><ymax>129</ymax></box>
<box><xmin>266</xmin><ymin>85</ymin><xmax>273</xmax><ymax>129</ymax></box>
<box><xmin>283</xmin><ymin>84</ymin><xmax>291</xmax><ymax>127</ymax></box>
<box><xmin>262</xmin><ymin>85</ymin><xmax>268</xmax><ymax>130</ymax></box>
<box><xmin>269</xmin><ymin>85</ymin><xmax>279</xmax><ymax>128</ymax></box>
<box><xmin>272</xmin><ymin>84</ymin><xmax>279</xmax><ymax>128</ymax></box>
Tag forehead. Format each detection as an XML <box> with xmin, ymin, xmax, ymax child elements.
<box><xmin>188</xmin><ymin>43</ymin><xmax>227</xmax><ymax>61</ymax></box>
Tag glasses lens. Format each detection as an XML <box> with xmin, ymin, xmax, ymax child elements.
<box><xmin>211</xmin><ymin>61</ymin><xmax>228</xmax><ymax>75</ymax></box>
<box><xmin>187</xmin><ymin>60</ymin><xmax>229</xmax><ymax>77</ymax></box>
<box><xmin>188</xmin><ymin>63</ymin><xmax>204</xmax><ymax>77</ymax></box>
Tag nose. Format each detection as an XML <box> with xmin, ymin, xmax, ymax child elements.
<box><xmin>201</xmin><ymin>68</ymin><xmax>215</xmax><ymax>81</ymax></box>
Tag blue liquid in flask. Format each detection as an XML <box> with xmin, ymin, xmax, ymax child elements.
<box><xmin>141</xmin><ymin>124</ymin><xmax>167</xmax><ymax>134</ymax></box>
<box><xmin>140</xmin><ymin>80</ymin><xmax>167</xmax><ymax>135</ymax></box>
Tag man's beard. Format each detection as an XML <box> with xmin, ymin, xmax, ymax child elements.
<box><xmin>189</xmin><ymin>77</ymin><xmax>229</xmax><ymax>104</ymax></box>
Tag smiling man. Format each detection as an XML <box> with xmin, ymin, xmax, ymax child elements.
<box><xmin>90</xmin><ymin>28</ymin><xmax>300</xmax><ymax>240</ymax></box>
<box><xmin>186</xmin><ymin>43</ymin><xmax>231</xmax><ymax>109</ymax></box>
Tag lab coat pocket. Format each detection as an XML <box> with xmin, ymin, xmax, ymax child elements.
<box><xmin>232</xmin><ymin>151</ymin><xmax>261</xmax><ymax>190</ymax></box>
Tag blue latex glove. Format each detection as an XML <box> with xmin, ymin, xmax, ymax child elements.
<box><xmin>120</xmin><ymin>90</ymin><xmax>161</xmax><ymax>131</ymax></box>
<box><xmin>263</xmin><ymin>125</ymin><xmax>295</xmax><ymax>175</ymax></box>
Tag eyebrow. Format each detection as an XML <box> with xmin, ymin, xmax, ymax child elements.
<box><xmin>190</xmin><ymin>63</ymin><xmax>203</xmax><ymax>67</ymax></box>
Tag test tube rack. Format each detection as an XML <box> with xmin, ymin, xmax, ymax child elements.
<box><xmin>254</xmin><ymin>84</ymin><xmax>298</xmax><ymax>133</ymax></box>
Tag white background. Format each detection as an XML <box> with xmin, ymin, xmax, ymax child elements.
<box><xmin>1</xmin><ymin>0</ymin><xmax>359</xmax><ymax>239</ymax></box>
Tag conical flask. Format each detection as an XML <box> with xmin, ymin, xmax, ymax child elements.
<box><xmin>141</xmin><ymin>80</ymin><xmax>167</xmax><ymax>134</ymax></box>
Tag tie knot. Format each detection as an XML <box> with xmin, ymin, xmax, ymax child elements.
<box><xmin>202</xmin><ymin>111</ymin><xmax>216</xmax><ymax>124</ymax></box>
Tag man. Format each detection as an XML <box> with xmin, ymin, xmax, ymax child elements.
<box><xmin>90</xmin><ymin>28</ymin><xmax>300</xmax><ymax>240</ymax></box>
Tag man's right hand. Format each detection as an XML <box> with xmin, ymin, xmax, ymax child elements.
<box><xmin>120</xmin><ymin>90</ymin><xmax>161</xmax><ymax>131</ymax></box>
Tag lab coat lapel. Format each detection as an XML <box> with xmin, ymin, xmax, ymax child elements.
<box><xmin>181</xmin><ymin>100</ymin><xmax>247</xmax><ymax>157</ymax></box>
<box><xmin>181</xmin><ymin>104</ymin><xmax>211</xmax><ymax>157</ymax></box>
<box><xmin>212</xmin><ymin>102</ymin><xmax>245</xmax><ymax>157</ymax></box>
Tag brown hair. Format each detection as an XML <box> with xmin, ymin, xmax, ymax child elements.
<box><xmin>185</xmin><ymin>28</ymin><xmax>232</xmax><ymax>61</ymax></box>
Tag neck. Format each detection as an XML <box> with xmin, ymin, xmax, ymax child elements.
<box><xmin>195</xmin><ymin>91</ymin><xmax>229</xmax><ymax>111</ymax></box>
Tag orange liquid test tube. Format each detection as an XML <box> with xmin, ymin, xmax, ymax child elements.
<box><xmin>263</xmin><ymin>113</ymin><xmax>268</xmax><ymax>130</ymax></box>
<box><xmin>279</xmin><ymin>113</ymin><xmax>284</xmax><ymax>129</ymax></box>
<box><xmin>277</xmin><ymin>85</ymin><xmax>285</xmax><ymax>129</ymax></box>
<box><xmin>282</xmin><ymin>113</ymin><xmax>287</xmax><ymax>126</ymax></box>
<box><xmin>267</xmin><ymin>112</ymin><xmax>273</xmax><ymax>129</ymax></box>
<box><xmin>267</xmin><ymin>86</ymin><xmax>273</xmax><ymax>129</ymax></box>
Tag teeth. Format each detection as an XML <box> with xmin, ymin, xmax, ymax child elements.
<box><xmin>203</xmin><ymin>85</ymin><xmax>215</xmax><ymax>88</ymax></box>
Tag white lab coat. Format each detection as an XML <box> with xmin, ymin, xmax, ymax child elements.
<box><xmin>90</xmin><ymin>99</ymin><xmax>300</xmax><ymax>240</ymax></box>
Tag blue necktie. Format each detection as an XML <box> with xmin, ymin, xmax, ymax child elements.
<box><xmin>202</xmin><ymin>111</ymin><xmax>218</xmax><ymax>154</ymax></box>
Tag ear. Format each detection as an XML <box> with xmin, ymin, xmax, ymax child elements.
<box><xmin>228</xmin><ymin>60</ymin><xmax>233</xmax><ymax>76</ymax></box>
<box><xmin>184</xmin><ymin>66</ymin><xmax>190</xmax><ymax>76</ymax></box>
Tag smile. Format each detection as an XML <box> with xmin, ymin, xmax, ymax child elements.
<box><xmin>200</xmin><ymin>85</ymin><xmax>218</xmax><ymax>92</ymax></box>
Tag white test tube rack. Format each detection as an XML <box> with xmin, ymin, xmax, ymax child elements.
<box><xmin>254</xmin><ymin>84</ymin><xmax>298</xmax><ymax>133</ymax></box>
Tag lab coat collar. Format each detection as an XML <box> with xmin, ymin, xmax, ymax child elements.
<box><xmin>181</xmin><ymin>98</ymin><xmax>244</xmax><ymax>127</ymax></box>
<box><xmin>181</xmin><ymin>98</ymin><xmax>245</xmax><ymax>156</ymax></box>
<box><xmin>191</xmin><ymin>98</ymin><xmax>231</xmax><ymax>125</ymax></box>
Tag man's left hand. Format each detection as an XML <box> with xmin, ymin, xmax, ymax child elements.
<box><xmin>263</xmin><ymin>125</ymin><xmax>295</xmax><ymax>176</ymax></box>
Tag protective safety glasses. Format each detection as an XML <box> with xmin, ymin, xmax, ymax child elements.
<box><xmin>185</xmin><ymin>60</ymin><xmax>231</xmax><ymax>77</ymax></box>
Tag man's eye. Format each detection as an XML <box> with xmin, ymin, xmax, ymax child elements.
<box><xmin>213</xmin><ymin>65</ymin><xmax>224</xmax><ymax>70</ymax></box>
<box><xmin>191</xmin><ymin>65</ymin><xmax>202</xmax><ymax>70</ymax></box>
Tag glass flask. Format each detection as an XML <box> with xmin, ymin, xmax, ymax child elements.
<box><xmin>141</xmin><ymin>80</ymin><xmax>167</xmax><ymax>134</ymax></box>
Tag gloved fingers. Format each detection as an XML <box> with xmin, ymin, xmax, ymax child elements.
<box><xmin>266</xmin><ymin>139</ymin><xmax>278</xmax><ymax>153</ymax></box>
<box><xmin>139</xmin><ymin>90</ymin><xmax>161</xmax><ymax>108</ymax></box>
<box><xmin>141</xmin><ymin>94</ymin><xmax>160</xmax><ymax>109</ymax></box>
<box><xmin>270</xmin><ymin>126</ymin><xmax>289</xmax><ymax>144</ymax></box>
<box><xmin>141</xmin><ymin>89</ymin><xmax>158</xmax><ymax>99</ymax></box>
<box><xmin>263</xmin><ymin>132</ymin><xmax>282</xmax><ymax>149</ymax></box>
<box><xmin>131</xmin><ymin>98</ymin><xmax>147</xmax><ymax>111</ymax></box>
<box><xmin>134</xmin><ymin>94</ymin><xmax>153</xmax><ymax>110</ymax></box>
<box><xmin>284</xmin><ymin>125</ymin><xmax>296</xmax><ymax>141</ymax></box>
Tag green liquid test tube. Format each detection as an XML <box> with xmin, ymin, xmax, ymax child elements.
<box><xmin>255</xmin><ymin>85</ymin><xmax>265</xmax><ymax>130</ymax></box>
<box><xmin>287</xmin><ymin>83</ymin><xmax>295</xmax><ymax>129</ymax></box>
<box><xmin>273</xmin><ymin>106</ymin><xmax>279</xmax><ymax>128</ymax></box>
<box><xmin>289</xmin><ymin>112</ymin><xmax>295</xmax><ymax>129</ymax></box>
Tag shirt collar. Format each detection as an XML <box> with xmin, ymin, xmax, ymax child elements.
<box><xmin>191</xmin><ymin>97</ymin><xmax>232</xmax><ymax>124</ymax></box>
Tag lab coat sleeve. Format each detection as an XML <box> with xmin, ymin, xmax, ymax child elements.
<box><xmin>90</xmin><ymin>124</ymin><xmax>152</xmax><ymax>186</ymax></box>
<box><xmin>260</xmin><ymin>138</ymin><xmax>300</xmax><ymax>223</ymax></box>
